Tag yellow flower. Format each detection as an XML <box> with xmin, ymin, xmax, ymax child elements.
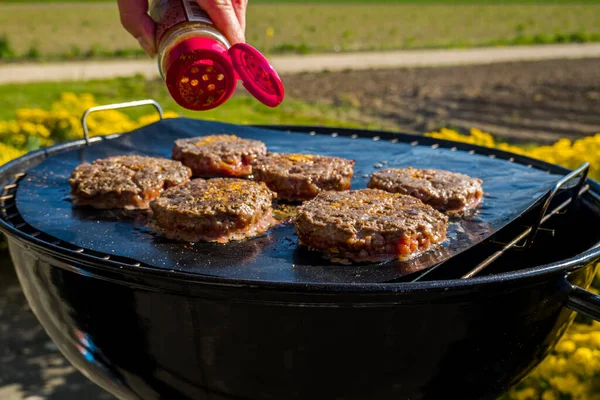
<box><xmin>266</xmin><ymin>27</ymin><xmax>275</xmax><ymax>37</ymax></box>
<box><xmin>137</xmin><ymin>111</ymin><xmax>180</xmax><ymax>126</ymax></box>
<box><xmin>541</xmin><ymin>390</ymin><xmax>558</xmax><ymax>400</ymax></box>
<box><xmin>549</xmin><ymin>374</ymin><xmax>579</xmax><ymax>393</ymax></box>
<box><xmin>588</xmin><ymin>332</ymin><xmax>600</xmax><ymax>348</ymax></box>
<box><xmin>512</xmin><ymin>387</ymin><xmax>537</xmax><ymax>400</ymax></box>
<box><xmin>555</xmin><ymin>339</ymin><xmax>576</xmax><ymax>353</ymax></box>
<box><xmin>0</xmin><ymin>143</ymin><xmax>26</xmax><ymax>166</ymax></box>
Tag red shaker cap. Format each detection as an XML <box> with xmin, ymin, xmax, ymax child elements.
<box><xmin>164</xmin><ymin>37</ymin><xmax>237</xmax><ymax>111</ymax></box>
<box><xmin>228</xmin><ymin>43</ymin><xmax>285</xmax><ymax>108</ymax></box>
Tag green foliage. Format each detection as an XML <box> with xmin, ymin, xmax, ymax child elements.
<box><xmin>24</xmin><ymin>43</ymin><xmax>40</xmax><ymax>60</ymax></box>
<box><xmin>0</xmin><ymin>34</ymin><xmax>15</xmax><ymax>59</ymax></box>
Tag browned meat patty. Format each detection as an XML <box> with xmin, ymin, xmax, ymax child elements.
<box><xmin>250</xmin><ymin>153</ymin><xmax>355</xmax><ymax>202</ymax></box>
<box><xmin>69</xmin><ymin>155</ymin><xmax>192</xmax><ymax>210</ymax></box>
<box><xmin>149</xmin><ymin>178</ymin><xmax>277</xmax><ymax>243</ymax></box>
<box><xmin>294</xmin><ymin>188</ymin><xmax>448</xmax><ymax>263</ymax></box>
<box><xmin>172</xmin><ymin>134</ymin><xmax>267</xmax><ymax>177</ymax></box>
<box><xmin>367</xmin><ymin>167</ymin><xmax>483</xmax><ymax>212</ymax></box>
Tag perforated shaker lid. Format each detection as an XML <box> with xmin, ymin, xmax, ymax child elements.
<box><xmin>228</xmin><ymin>43</ymin><xmax>285</xmax><ymax>108</ymax></box>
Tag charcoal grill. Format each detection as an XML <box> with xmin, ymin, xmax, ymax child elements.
<box><xmin>2</xmin><ymin>99</ymin><xmax>600</xmax><ymax>400</ymax></box>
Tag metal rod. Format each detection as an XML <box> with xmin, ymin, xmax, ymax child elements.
<box><xmin>524</xmin><ymin>162</ymin><xmax>589</xmax><ymax>249</ymax></box>
<box><xmin>462</xmin><ymin>184</ymin><xmax>590</xmax><ymax>279</ymax></box>
<box><xmin>81</xmin><ymin>99</ymin><xmax>164</xmax><ymax>145</ymax></box>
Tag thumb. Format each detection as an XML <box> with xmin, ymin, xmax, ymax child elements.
<box><xmin>117</xmin><ymin>0</ymin><xmax>157</xmax><ymax>56</ymax></box>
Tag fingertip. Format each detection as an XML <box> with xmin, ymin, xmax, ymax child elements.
<box><xmin>224</xmin><ymin>24</ymin><xmax>246</xmax><ymax>46</ymax></box>
<box><xmin>137</xmin><ymin>36</ymin><xmax>157</xmax><ymax>57</ymax></box>
<box><xmin>230</xmin><ymin>32</ymin><xmax>246</xmax><ymax>46</ymax></box>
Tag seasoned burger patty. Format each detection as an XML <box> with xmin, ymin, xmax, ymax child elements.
<box><xmin>172</xmin><ymin>134</ymin><xmax>267</xmax><ymax>177</ymax></box>
<box><xmin>367</xmin><ymin>167</ymin><xmax>483</xmax><ymax>212</ymax></box>
<box><xmin>294</xmin><ymin>189</ymin><xmax>448</xmax><ymax>263</ymax></box>
<box><xmin>149</xmin><ymin>178</ymin><xmax>277</xmax><ymax>243</ymax></box>
<box><xmin>69</xmin><ymin>155</ymin><xmax>191</xmax><ymax>210</ymax></box>
<box><xmin>250</xmin><ymin>153</ymin><xmax>355</xmax><ymax>202</ymax></box>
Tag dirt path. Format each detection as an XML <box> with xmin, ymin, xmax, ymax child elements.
<box><xmin>0</xmin><ymin>43</ymin><xmax>599</xmax><ymax>84</ymax></box>
<box><xmin>282</xmin><ymin>57</ymin><xmax>600</xmax><ymax>144</ymax></box>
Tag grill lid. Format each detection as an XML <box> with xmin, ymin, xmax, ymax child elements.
<box><xmin>14</xmin><ymin>118</ymin><xmax>566</xmax><ymax>284</ymax></box>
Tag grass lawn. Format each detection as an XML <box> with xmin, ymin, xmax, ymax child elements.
<box><xmin>0</xmin><ymin>75</ymin><xmax>380</xmax><ymax>130</ymax></box>
<box><xmin>1</xmin><ymin>3</ymin><xmax>600</xmax><ymax>60</ymax></box>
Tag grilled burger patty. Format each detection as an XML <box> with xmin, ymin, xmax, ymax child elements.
<box><xmin>149</xmin><ymin>178</ymin><xmax>277</xmax><ymax>243</ymax></box>
<box><xmin>250</xmin><ymin>153</ymin><xmax>355</xmax><ymax>202</ymax></box>
<box><xmin>172</xmin><ymin>134</ymin><xmax>267</xmax><ymax>177</ymax></box>
<box><xmin>69</xmin><ymin>155</ymin><xmax>192</xmax><ymax>210</ymax></box>
<box><xmin>294</xmin><ymin>189</ymin><xmax>448</xmax><ymax>263</ymax></box>
<box><xmin>367</xmin><ymin>167</ymin><xmax>483</xmax><ymax>212</ymax></box>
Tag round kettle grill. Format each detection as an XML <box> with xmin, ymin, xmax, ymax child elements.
<box><xmin>2</xmin><ymin>99</ymin><xmax>600</xmax><ymax>400</ymax></box>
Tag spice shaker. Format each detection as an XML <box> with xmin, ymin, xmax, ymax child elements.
<box><xmin>149</xmin><ymin>0</ymin><xmax>285</xmax><ymax>111</ymax></box>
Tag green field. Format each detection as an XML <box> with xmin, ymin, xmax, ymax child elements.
<box><xmin>1</xmin><ymin>2</ymin><xmax>600</xmax><ymax>61</ymax></box>
<box><xmin>0</xmin><ymin>75</ymin><xmax>379</xmax><ymax>129</ymax></box>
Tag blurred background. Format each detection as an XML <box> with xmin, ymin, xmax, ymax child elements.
<box><xmin>1</xmin><ymin>0</ymin><xmax>600</xmax><ymax>399</ymax></box>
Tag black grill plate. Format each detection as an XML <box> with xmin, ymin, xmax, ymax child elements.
<box><xmin>15</xmin><ymin>118</ymin><xmax>564</xmax><ymax>284</ymax></box>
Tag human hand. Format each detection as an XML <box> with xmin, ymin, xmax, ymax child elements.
<box><xmin>117</xmin><ymin>0</ymin><xmax>248</xmax><ymax>57</ymax></box>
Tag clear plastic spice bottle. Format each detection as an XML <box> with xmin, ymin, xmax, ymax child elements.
<box><xmin>149</xmin><ymin>0</ymin><xmax>284</xmax><ymax>111</ymax></box>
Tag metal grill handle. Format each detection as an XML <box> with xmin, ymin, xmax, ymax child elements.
<box><xmin>526</xmin><ymin>162</ymin><xmax>590</xmax><ymax>249</ymax></box>
<box><xmin>461</xmin><ymin>162</ymin><xmax>591</xmax><ymax>279</ymax></box>
<box><xmin>566</xmin><ymin>280</ymin><xmax>600</xmax><ymax>322</ymax></box>
<box><xmin>81</xmin><ymin>99</ymin><xmax>164</xmax><ymax>145</ymax></box>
